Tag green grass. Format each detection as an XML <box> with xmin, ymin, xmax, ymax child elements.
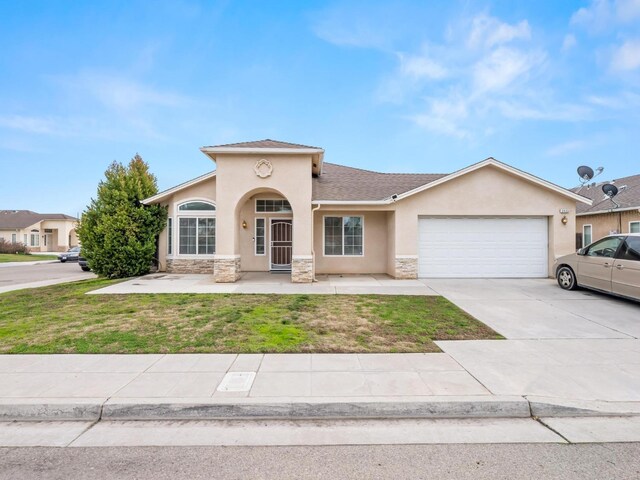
<box><xmin>0</xmin><ymin>279</ymin><xmax>501</xmax><ymax>354</ymax></box>
<box><xmin>0</xmin><ymin>253</ymin><xmax>59</xmax><ymax>263</ymax></box>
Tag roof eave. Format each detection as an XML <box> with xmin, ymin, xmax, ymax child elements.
<box><xmin>312</xmin><ymin>199</ymin><xmax>391</xmax><ymax>205</ymax></box>
<box><xmin>142</xmin><ymin>171</ymin><xmax>217</xmax><ymax>205</ymax></box>
<box><xmin>200</xmin><ymin>146</ymin><xmax>324</xmax><ymax>157</ymax></box>
<box><xmin>577</xmin><ymin>205</ymin><xmax>640</xmax><ymax>216</ymax></box>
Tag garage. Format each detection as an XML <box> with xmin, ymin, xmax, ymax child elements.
<box><xmin>418</xmin><ymin>217</ymin><xmax>548</xmax><ymax>278</ymax></box>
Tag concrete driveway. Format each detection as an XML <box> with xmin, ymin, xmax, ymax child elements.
<box><xmin>426</xmin><ymin>278</ymin><xmax>639</xmax><ymax>339</ymax></box>
<box><xmin>0</xmin><ymin>262</ymin><xmax>95</xmax><ymax>293</ymax></box>
<box><xmin>429</xmin><ymin>279</ymin><xmax>640</xmax><ymax>402</ymax></box>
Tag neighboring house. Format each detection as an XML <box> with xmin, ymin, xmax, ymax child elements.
<box><xmin>143</xmin><ymin>139</ymin><xmax>591</xmax><ymax>283</ymax></box>
<box><xmin>573</xmin><ymin>174</ymin><xmax>640</xmax><ymax>248</ymax></box>
<box><xmin>0</xmin><ymin>210</ymin><xmax>78</xmax><ymax>252</ymax></box>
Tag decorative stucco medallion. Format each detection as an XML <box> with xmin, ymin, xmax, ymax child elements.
<box><xmin>254</xmin><ymin>158</ymin><xmax>273</xmax><ymax>178</ymax></box>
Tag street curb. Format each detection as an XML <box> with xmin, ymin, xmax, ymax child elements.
<box><xmin>0</xmin><ymin>396</ymin><xmax>529</xmax><ymax>421</ymax></box>
<box><xmin>0</xmin><ymin>401</ymin><xmax>102</xmax><ymax>421</ymax></box>
<box><xmin>527</xmin><ymin>396</ymin><xmax>640</xmax><ymax>417</ymax></box>
<box><xmin>4</xmin><ymin>397</ymin><xmax>640</xmax><ymax>422</ymax></box>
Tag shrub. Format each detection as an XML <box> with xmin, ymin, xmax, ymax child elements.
<box><xmin>76</xmin><ymin>154</ymin><xmax>167</xmax><ymax>278</ymax></box>
<box><xmin>0</xmin><ymin>239</ymin><xmax>30</xmax><ymax>255</ymax></box>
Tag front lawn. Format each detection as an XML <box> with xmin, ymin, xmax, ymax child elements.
<box><xmin>0</xmin><ymin>279</ymin><xmax>501</xmax><ymax>353</ymax></box>
<box><xmin>0</xmin><ymin>253</ymin><xmax>59</xmax><ymax>263</ymax></box>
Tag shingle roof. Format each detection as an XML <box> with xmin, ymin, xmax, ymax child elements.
<box><xmin>205</xmin><ymin>139</ymin><xmax>322</xmax><ymax>149</ymax></box>
<box><xmin>0</xmin><ymin>210</ymin><xmax>77</xmax><ymax>229</ymax></box>
<box><xmin>572</xmin><ymin>173</ymin><xmax>640</xmax><ymax>214</ymax></box>
<box><xmin>312</xmin><ymin>163</ymin><xmax>447</xmax><ymax>201</ymax></box>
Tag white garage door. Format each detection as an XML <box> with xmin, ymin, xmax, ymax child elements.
<box><xmin>418</xmin><ymin>217</ymin><xmax>548</xmax><ymax>278</ymax></box>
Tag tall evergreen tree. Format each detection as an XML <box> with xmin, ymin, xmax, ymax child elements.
<box><xmin>77</xmin><ymin>154</ymin><xmax>167</xmax><ymax>278</ymax></box>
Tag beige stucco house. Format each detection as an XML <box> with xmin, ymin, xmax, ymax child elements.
<box><xmin>0</xmin><ymin>210</ymin><xmax>78</xmax><ymax>252</ymax></box>
<box><xmin>573</xmin><ymin>173</ymin><xmax>640</xmax><ymax>248</ymax></box>
<box><xmin>143</xmin><ymin>139</ymin><xmax>592</xmax><ymax>283</ymax></box>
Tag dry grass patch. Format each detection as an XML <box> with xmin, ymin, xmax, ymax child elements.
<box><xmin>0</xmin><ymin>279</ymin><xmax>501</xmax><ymax>354</ymax></box>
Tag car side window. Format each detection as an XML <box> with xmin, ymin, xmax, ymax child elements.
<box><xmin>585</xmin><ymin>237</ymin><xmax>623</xmax><ymax>258</ymax></box>
<box><xmin>618</xmin><ymin>237</ymin><xmax>640</xmax><ymax>262</ymax></box>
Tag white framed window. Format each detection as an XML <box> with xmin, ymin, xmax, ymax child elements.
<box><xmin>255</xmin><ymin>199</ymin><xmax>292</xmax><ymax>213</ymax></box>
<box><xmin>630</xmin><ymin>221</ymin><xmax>640</xmax><ymax>234</ymax></box>
<box><xmin>178</xmin><ymin>218</ymin><xmax>215</xmax><ymax>254</ymax></box>
<box><xmin>176</xmin><ymin>200</ymin><xmax>216</xmax><ymax>256</ymax></box>
<box><xmin>23</xmin><ymin>234</ymin><xmax>27</xmax><ymax>244</ymax></box>
<box><xmin>582</xmin><ymin>224</ymin><xmax>592</xmax><ymax>247</ymax></box>
<box><xmin>255</xmin><ymin>218</ymin><xmax>266</xmax><ymax>255</ymax></box>
<box><xmin>11</xmin><ymin>234</ymin><xmax>16</xmax><ymax>244</ymax></box>
<box><xmin>167</xmin><ymin>218</ymin><xmax>173</xmax><ymax>255</ymax></box>
<box><xmin>30</xmin><ymin>233</ymin><xmax>39</xmax><ymax>247</ymax></box>
<box><xmin>323</xmin><ymin>216</ymin><xmax>364</xmax><ymax>256</ymax></box>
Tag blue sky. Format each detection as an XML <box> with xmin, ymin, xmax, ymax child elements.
<box><xmin>1</xmin><ymin>0</ymin><xmax>639</xmax><ymax>216</ymax></box>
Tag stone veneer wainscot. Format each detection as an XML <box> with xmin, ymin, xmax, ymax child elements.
<box><xmin>394</xmin><ymin>256</ymin><xmax>418</xmax><ymax>279</ymax></box>
<box><xmin>166</xmin><ymin>258</ymin><xmax>215</xmax><ymax>274</ymax></box>
<box><xmin>291</xmin><ymin>256</ymin><xmax>313</xmax><ymax>283</ymax></box>
<box><xmin>214</xmin><ymin>255</ymin><xmax>241</xmax><ymax>283</ymax></box>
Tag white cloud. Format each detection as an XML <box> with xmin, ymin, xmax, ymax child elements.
<box><xmin>617</xmin><ymin>0</ymin><xmax>640</xmax><ymax>21</ymax></box>
<box><xmin>89</xmin><ymin>76</ymin><xmax>187</xmax><ymax>111</ymax></box>
<box><xmin>587</xmin><ymin>91</ymin><xmax>640</xmax><ymax>107</ymax></box>
<box><xmin>472</xmin><ymin>47</ymin><xmax>545</xmax><ymax>93</ymax></box>
<box><xmin>54</xmin><ymin>72</ymin><xmax>189</xmax><ymax>113</ymax></box>
<box><xmin>571</xmin><ymin>0</ymin><xmax>613</xmax><ymax>31</ymax></box>
<box><xmin>571</xmin><ymin>0</ymin><xmax>640</xmax><ymax>32</ymax></box>
<box><xmin>410</xmin><ymin>100</ymin><xmax>469</xmax><ymax>139</ymax></box>
<box><xmin>0</xmin><ymin>115</ymin><xmax>59</xmax><ymax>135</ymax></box>
<box><xmin>562</xmin><ymin>34</ymin><xmax>577</xmax><ymax>52</ymax></box>
<box><xmin>467</xmin><ymin>14</ymin><xmax>531</xmax><ymax>49</ymax></box>
<box><xmin>311</xmin><ymin>2</ymin><xmax>401</xmax><ymax>49</ymax></box>
<box><xmin>398</xmin><ymin>52</ymin><xmax>448</xmax><ymax>80</ymax></box>
<box><xmin>610</xmin><ymin>38</ymin><xmax>640</xmax><ymax>70</ymax></box>
<box><xmin>494</xmin><ymin>100</ymin><xmax>590</xmax><ymax>121</ymax></box>
<box><xmin>546</xmin><ymin>139</ymin><xmax>589</xmax><ymax>156</ymax></box>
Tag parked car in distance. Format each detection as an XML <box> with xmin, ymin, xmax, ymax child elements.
<box><xmin>555</xmin><ymin>233</ymin><xmax>640</xmax><ymax>301</ymax></box>
<box><xmin>78</xmin><ymin>254</ymin><xmax>90</xmax><ymax>272</ymax></box>
<box><xmin>58</xmin><ymin>246</ymin><xmax>81</xmax><ymax>263</ymax></box>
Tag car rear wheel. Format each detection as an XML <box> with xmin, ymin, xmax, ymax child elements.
<box><xmin>557</xmin><ymin>266</ymin><xmax>577</xmax><ymax>290</ymax></box>
<box><xmin>81</xmin><ymin>266</ymin><xmax>90</xmax><ymax>272</ymax></box>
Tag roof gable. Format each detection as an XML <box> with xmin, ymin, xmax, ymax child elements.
<box><xmin>0</xmin><ymin>210</ymin><xmax>77</xmax><ymax>229</ymax></box>
<box><xmin>142</xmin><ymin>171</ymin><xmax>216</xmax><ymax>205</ymax></box>
<box><xmin>389</xmin><ymin>158</ymin><xmax>592</xmax><ymax>205</ymax></box>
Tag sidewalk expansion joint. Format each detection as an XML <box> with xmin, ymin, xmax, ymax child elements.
<box><xmin>534</xmin><ymin>416</ymin><xmax>572</xmax><ymax>444</ymax></box>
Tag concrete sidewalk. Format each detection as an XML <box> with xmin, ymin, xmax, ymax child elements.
<box><xmin>2</xmin><ymin>352</ymin><xmax>640</xmax><ymax>422</ymax></box>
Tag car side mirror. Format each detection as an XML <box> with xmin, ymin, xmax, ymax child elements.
<box><xmin>577</xmin><ymin>247</ymin><xmax>586</xmax><ymax>255</ymax></box>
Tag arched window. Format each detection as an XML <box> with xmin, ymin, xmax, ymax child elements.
<box><xmin>178</xmin><ymin>201</ymin><xmax>216</xmax><ymax>212</ymax></box>
<box><xmin>173</xmin><ymin>200</ymin><xmax>216</xmax><ymax>256</ymax></box>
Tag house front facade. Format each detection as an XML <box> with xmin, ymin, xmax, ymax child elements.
<box><xmin>0</xmin><ymin>210</ymin><xmax>78</xmax><ymax>252</ymax></box>
<box><xmin>143</xmin><ymin>140</ymin><xmax>591</xmax><ymax>283</ymax></box>
<box><xmin>573</xmin><ymin>173</ymin><xmax>640</xmax><ymax>248</ymax></box>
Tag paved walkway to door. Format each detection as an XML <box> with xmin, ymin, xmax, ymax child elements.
<box><xmin>88</xmin><ymin>272</ymin><xmax>439</xmax><ymax>295</ymax></box>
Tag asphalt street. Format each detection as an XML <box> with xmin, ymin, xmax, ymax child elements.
<box><xmin>0</xmin><ymin>261</ymin><xmax>94</xmax><ymax>292</ymax></box>
<box><xmin>1</xmin><ymin>443</ymin><xmax>639</xmax><ymax>480</ymax></box>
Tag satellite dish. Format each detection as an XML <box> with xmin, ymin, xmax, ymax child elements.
<box><xmin>577</xmin><ymin>166</ymin><xmax>594</xmax><ymax>181</ymax></box>
<box><xmin>602</xmin><ymin>183</ymin><xmax>619</xmax><ymax>198</ymax></box>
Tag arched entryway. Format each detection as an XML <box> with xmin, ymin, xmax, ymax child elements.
<box><xmin>233</xmin><ymin>187</ymin><xmax>294</xmax><ymax>276</ymax></box>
